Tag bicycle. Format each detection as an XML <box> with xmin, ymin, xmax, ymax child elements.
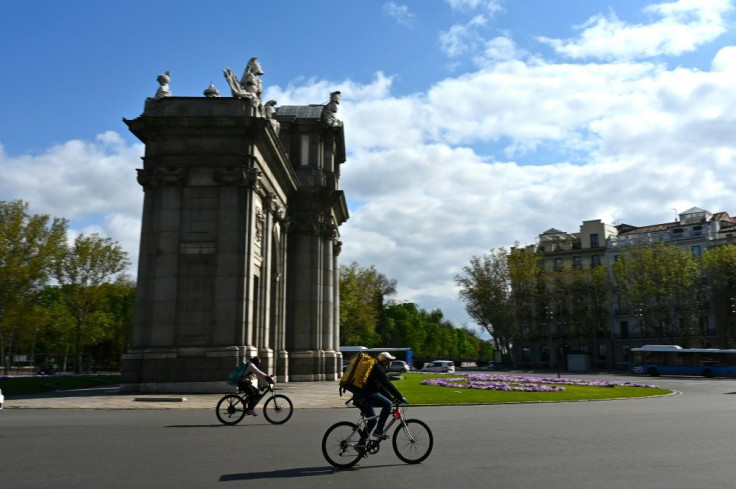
<box><xmin>321</xmin><ymin>398</ymin><xmax>433</xmax><ymax>468</ymax></box>
<box><xmin>215</xmin><ymin>382</ymin><xmax>293</xmax><ymax>425</ymax></box>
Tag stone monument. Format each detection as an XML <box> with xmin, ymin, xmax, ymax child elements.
<box><xmin>120</xmin><ymin>60</ymin><xmax>348</xmax><ymax>392</ymax></box>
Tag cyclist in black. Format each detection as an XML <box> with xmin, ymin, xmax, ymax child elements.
<box><xmin>354</xmin><ymin>352</ymin><xmax>407</xmax><ymax>447</ymax></box>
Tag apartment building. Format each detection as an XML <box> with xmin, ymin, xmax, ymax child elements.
<box><xmin>516</xmin><ymin>207</ymin><xmax>736</xmax><ymax>372</ymax></box>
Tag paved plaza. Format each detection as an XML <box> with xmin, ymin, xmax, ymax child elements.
<box><xmin>3</xmin><ymin>380</ymin><xmax>346</xmax><ymax>410</ymax></box>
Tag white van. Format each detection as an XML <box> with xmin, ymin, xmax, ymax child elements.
<box><xmin>420</xmin><ymin>360</ymin><xmax>455</xmax><ymax>373</ymax></box>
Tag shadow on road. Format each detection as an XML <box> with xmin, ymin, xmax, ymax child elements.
<box><xmin>220</xmin><ymin>466</ymin><xmax>336</xmax><ymax>480</ymax></box>
<box><xmin>219</xmin><ymin>463</ymin><xmax>402</xmax><ymax>480</ymax></box>
<box><xmin>7</xmin><ymin>386</ymin><xmax>121</xmax><ymax>400</ymax></box>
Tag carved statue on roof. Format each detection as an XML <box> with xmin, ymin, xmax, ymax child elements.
<box><xmin>264</xmin><ymin>100</ymin><xmax>280</xmax><ymax>135</ymax></box>
<box><xmin>203</xmin><ymin>82</ymin><xmax>220</xmax><ymax>97</ymax></box>
<box><xmin>321</xmin><ymin>90</ymin><xmax>342</xmax><ymax>127</ymax></box>
<box><xmin>223</xmin><ymin>57</ymin><xmax>264</xmax><ymax>113</ymax></box>
<box><xmin>154</xmin><ymin>71</ymin><xmax>172</xmax><ymax>99</ymax></box>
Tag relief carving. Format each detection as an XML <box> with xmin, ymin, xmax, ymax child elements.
<box><xmin>246</xmin><ymin>163</ymin><xmax>263</xmax><ymax>192</ymax></box>
<box><xmin>213</xmin><ymin>166</ymin><xmax>247</xmax><ymax>186</ymax></box>
<box><xmin>255</xmin><ymin>207</ymin><xmax>265</xmax><ymax>245</ymax></box>
<box><xmin>136</xmin><ymin>167</ymin><xmax>186</xmax><ymax>188</ymax></box>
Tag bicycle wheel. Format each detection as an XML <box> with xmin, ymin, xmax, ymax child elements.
<box><xmin>215</xmin><ymin>394</ymin><xmax>247</xmax><ymax>425</ymax></box>
<box><xmin>321</xmin><ymin>421</ymin><xmax>365</xmax><ymax>469</ymax></box>
<box><xmin>262</xmin><ymin>394</ymin><xmax>293</xmax><ymax>424</ymax></box>
<box><xmin>392</xmin><ymin>418</ymin><xmax>433</xmax><ymax>464</ymax></box>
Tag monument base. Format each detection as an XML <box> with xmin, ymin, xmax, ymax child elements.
<box><xmin>120</xmin><ymin>346</ymin><xmax>240</xmax><ymax>393</ymax></box>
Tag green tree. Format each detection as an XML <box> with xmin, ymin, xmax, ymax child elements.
<box><xmin>0</xmin><ymin>200</ymin><xmax>67</xmax><ymax>372</ymax></box>
<box><xmin>339</xmin><ymin>262</ymin><xmax>396</xmax><ymax>346</ymax></box>
<box><xmin>612</xmin><ymin>243</ymin><xmax>702</xmax><ymax>344</ymax></box>
<box><xmin>54</xmin><ymin>233</ymin><xmax>130</xmax><ymax>373</ymax></box>
<box><xmin>701</xmin><ymin>244</ymin><xmax>736</xmax><ymax>347</ymax></box>
<box><xmin>545</xmin><ymin>263</ymin><xmax>611</xmax><ymax>343</ymax></box>
<box><xmin>383</xmin><ymin>302</ymin><xmax>426</xmax><ymax>350</ymax></box>
<box><xmin>97</xmin><ymin>279</ymin><xmax>136</xmax><ymax>368</ymax></box>
<box><xmin>456</xmin><ymin>248</ymin><xmax>517</xmax><ymax>365</ymax></box>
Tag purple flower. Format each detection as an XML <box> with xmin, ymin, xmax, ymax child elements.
<box><xmin>419</xmin><ymin>373</ymin><xmax>659</xmax><ymax>392</ymax></box>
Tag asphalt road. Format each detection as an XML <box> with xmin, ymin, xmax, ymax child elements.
<box><xmin>2</xmin><ymin>374</ymin><xmax>736</xmax><ymax>489</ymax></box>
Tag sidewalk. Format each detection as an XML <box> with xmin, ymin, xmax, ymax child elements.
<box><xmin>2</xmin><ymin>381</ymin><xmax>348</xmax><ymax>410</ymax></box>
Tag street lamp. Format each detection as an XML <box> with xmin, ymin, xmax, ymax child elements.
<box><xmin>546</xmin><ymin>305</ymin><xmax>560</xmax><ymax>377</ymax></box>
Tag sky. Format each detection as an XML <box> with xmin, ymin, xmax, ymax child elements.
<box><xmin>3</xmin><ymin>0</ymin><xmax>736</xmax><ymax>337</ymax></box>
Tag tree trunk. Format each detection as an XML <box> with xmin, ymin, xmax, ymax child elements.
<box><xmin>75</xmin><ymin>317</ymin><xmax>83</xmax><ymax>374</ymax></box>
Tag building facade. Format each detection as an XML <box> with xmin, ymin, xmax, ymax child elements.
<box><xmin>515</xmin><ymin>207</ymin><xmax>736</xmax><ymax>372</ymax></box>
<box><xmin>120</xmin><ymin>63</ymin><xmax>348</xmax><ymax>392</ymax></box>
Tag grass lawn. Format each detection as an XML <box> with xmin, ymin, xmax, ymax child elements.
<box><xmin>391</xmin><ymin>373</ymin><xmax>672</xmax><ymax>405</ymax></box>
<box><xmin>0</xmin><ymin>374</ymin><xmax>121</xmax><ymax>395</ymax></box>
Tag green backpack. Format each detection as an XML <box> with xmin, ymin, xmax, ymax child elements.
<box><xmin>227</xmin><ymin>361</ymin><xmax>249</xmax><ymax>385</ymax></box>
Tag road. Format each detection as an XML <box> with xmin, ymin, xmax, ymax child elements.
<box><xmin>2</xmin><ymin>374</ymin><xmax>736</xmax><ymax>489</ymax></box>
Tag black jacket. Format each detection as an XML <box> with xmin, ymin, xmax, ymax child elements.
<box><xmin>362</xmin><ymin>363</ymin><xmax>403</xmax><ymax>401</ymax></box>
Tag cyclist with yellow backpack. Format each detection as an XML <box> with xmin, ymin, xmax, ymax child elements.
<box><xmin>352</xmin><ymin>352</ymin><xmax>408</xmax><ymax>448</ymax></box>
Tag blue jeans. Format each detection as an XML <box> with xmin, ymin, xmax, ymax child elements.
<box><xmin>356</xmin><ymin>391</ymin><xmax>393</xmax><ymax>437</ymax></box>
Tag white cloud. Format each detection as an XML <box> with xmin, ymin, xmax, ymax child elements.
<box><xmin>712</xmin><ymin>46</ymin><xmax>736</xmax><ymax>72</ymax></box>
<box><xmin>382</xmin><ymin>2</ymin><xmax>418</xmax><ymax>28</ymax></box>
<box><xmin>538</xmin><ymin>0</ymin><xmax>733</xmax><ymax>60</ymax></box>
<box><xmin>0</xmin><ymin>133</ymin><xmax>143</xmax><ymax>276</ymax></box>
<box><xmin>445</xmin><ymin>0</ymin><xmax>504</xmax><ymax>15</ymax></box>
<box><xmin>440</xmin><ymin>15</ymin><xmax>489</xmax><ymax>57</ymax></box>
<box><xmin>478</xmin><ymin>36</ymin><xmax>523</xmax><ymax>62</ymax></box>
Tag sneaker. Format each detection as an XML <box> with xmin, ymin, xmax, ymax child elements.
<box><xmin>246</xmin><ymin>409</ymin><xmax>258</xmax><ymax>416</ymax></box>
<box><xmin>373</xmin><ymin>430</ymin><xmax>389</xmax><ymax>440</ymax></box>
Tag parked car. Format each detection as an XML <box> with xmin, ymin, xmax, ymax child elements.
<box><xmin>388</xmin><ymin>360</ymin><xmax>410</xmax><ymax>373</ymax></box>
<box><xmin>420</xmin><ymin>360</ymin><xmax>455</xmax><ymax>373</ymax></box>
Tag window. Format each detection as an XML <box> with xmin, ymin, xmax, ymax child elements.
<box><xmin>521</xmin><ymin>347</ymin><xmax>532</xmax><ymax>362</ymax></box>
<box><xmin>597</xmin><ymin>343</ymin><xmax>607</xmax><ymax>359</ymax></box>
<box><xmin>691</xmin><ymin>245</ymin><xmax>701</xmax><ymax>256</ymax></box>
<box><xmin>554</xmin><ymin>258</ymin><xmax>562</xmax><ymax>271</ymax></box>
<box><xmin>539</xmin><ymin>323</ymin><xmax>549</xmax><ymax>337</ymax></box>
<box><xmin>573</xmin><ymin>256</ymin><xmax>581</xmax><ymax>268</ymax></box>
<box><xmin>591</xmin><ymin>255</ymin><xmax>601</xmax><ymax>267</ymax></box>
<box><xmin>590</xmin><ymin>233</ymin><xmax>599</xmax><ymax>248</ymax></box>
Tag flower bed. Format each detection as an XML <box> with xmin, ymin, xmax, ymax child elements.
<box><xmin>420</xmin><ymin>373</ymin><xmax>659</xmax><ymax>392</ymax></box>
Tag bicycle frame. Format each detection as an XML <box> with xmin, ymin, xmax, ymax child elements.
<box><xmin>358</xmin><ymin>405</ymin><xmax>403</xmax><ymax>435</ymax></box>
<box><xmin>216</xmin><ymin>382</ymin><xmax>294</xmax><ymax>426</ymax></box>
<box><xmin>239</xmin><ymin>382</ymin><xmax>275</xmax><ymax>406</ymax></box>
<box><xmin>322</xmin><ymin>400</ymin><xmax>433</xmax><ymax>467</ymax></box>
<box><xmin>349</xmin><ymin>402</ymin><xmax>412</xmax><ymax>448</ymax></box>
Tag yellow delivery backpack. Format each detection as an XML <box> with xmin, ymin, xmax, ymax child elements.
<box><xmin>339</xmin><ymin>352</ymin><xmax>376</xmax><ymax>396</ymax></box>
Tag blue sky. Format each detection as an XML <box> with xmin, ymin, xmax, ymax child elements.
<box><xmin>3</xmin><ymin>0</ymin><xmax>736</xmax><ymax>336</ymax></box>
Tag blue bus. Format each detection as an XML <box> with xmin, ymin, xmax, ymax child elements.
<box><xmin>339</xmin><ymin>346</ymin><xmax>415</xmax><ymax>368</ymax></box>
<box><xmin>630</xmin><ymin>345</ymin><xmax>736</xmax><ymax>378</ymax></box>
